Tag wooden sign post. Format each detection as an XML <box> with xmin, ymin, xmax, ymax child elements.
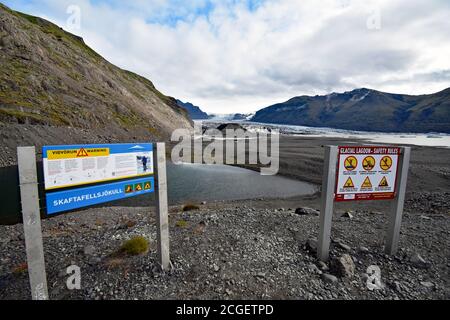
<box><xmin>17</xmin><ymin>146</ymin><xmax>49</xmax><ymax>300</ymax></box>
<box><xmin>152</xmin><ymin>142</ymin><xmax>170</xmax><ymax>271</ymax></box>
<box><xmin>17</xmin><ymin>142</ymin><xmax>171</xmax><ymax>300</ymax></box>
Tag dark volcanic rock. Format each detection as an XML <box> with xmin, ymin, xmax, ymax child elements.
<box><xmin>304</xmin><ymin>238</ymin><xmax>318</xmax><ymax>254</ymax></box>
<box><xmin>216</xmin><ymin>123</ymin><xmax>247</xmax><ymax>132</ymax></box>
<box><xmin>295</xmin><ymin>207</ymin><xmax>320</xmax><ymax>216</ymax></box>
<box><xmin>332</xmin><ymin>254</ymin><xmax>355</xmax><ymax>278</ymax></box>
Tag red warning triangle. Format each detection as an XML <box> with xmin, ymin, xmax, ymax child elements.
<box><xmin>343</xmin><ymin>177</ymin><xmax>355</xmax><ymax>188</ymax></box>
<box><xmin>77</xmin><ymin>148</ymin><xmax>89</xmax><ymax>157</ymax></box>
<box><xmin>379</xmin><ymin>177</ymin><xmax>389</xmax><ymax>187</ymax></box>
<box><xmin>361</xmin><ymin>176</ymin><xmax>373</xmax><ymax>188</ymax></box>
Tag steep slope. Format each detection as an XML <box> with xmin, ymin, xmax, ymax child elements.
<box><xmin>252</xmin><ymin>88</ymin><xmax>450</xmax><ymax>133</ymax></box>
<box><xmin>176</xmin><ymin>100</ymin><xmax>210</xmax><ymax>120</ymax></box>
<box><xmin>0</xmin><ymin>3</ymin><xmax>192</xmax><ymax>143</ymax></box>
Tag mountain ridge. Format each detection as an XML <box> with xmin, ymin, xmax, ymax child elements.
<box><xmin>251</xmin><ymin>87</ymin><xmax>450</xmax><ymax>133</ymax></box>
<box><xmin>176</xmin><ymin>100</ymin><xmax>210</xmax><ymax>120</ymax></box>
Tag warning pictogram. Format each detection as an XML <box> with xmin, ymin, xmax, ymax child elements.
<box><xmin>379</xmin><ymin>177</ymin><xmax>389</xmax><ymax>187</ymax></box>
<box><xmin>344</xmin><ymin>156</ymin><xmax>358</xmax><ymax>171</ymax></box>
<box><xmin>380</xmin><ymin>156</ymin><xmax>393</xmax><ymax>171</ymax></box>
<box><xmin>343</xmin><ymin>177</ymin><xmax>355</xmax><ymax>188</ymax></box>
<box><xmin>125</xmin><ymin>185</ymin><xmax>133</xmax><ymax>194</ymax></box>
<box><xmin>144</xmin><ymin>181</ymin><xmax>152</xmax><ymax>190</ymax></box>
<box><xmin>77</xmin><ymin>148</ymin><xmax>89</xmax><ymax>157</ymax></box>
<box><xmin>134</xmin><ymin>183</ymin><xmax>143</xmax><ymax>192</ymax></box>
<box><xmin>362</xmin><ymin>156</ymin><xmax>376</xmax><ymax>171</ymax></box>
<box><xmin>361</xmin><ymin>177</ymin><xmax>373</xmax><ymax>189</ymax></box>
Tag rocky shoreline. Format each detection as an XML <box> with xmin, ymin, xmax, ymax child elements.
<box><xmin>0</xmin><ymin>198</ymin><xmax>448</xmax><ymax>300</ymax></box>
<box><xmin>0</xmin><ymin>126</ymin><xmax>448</xmax><ymax>300</ymax></box>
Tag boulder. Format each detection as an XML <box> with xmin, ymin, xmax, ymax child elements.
<box><xmin>295</xmin><ymin>207</ymin><xmax>319</xmax><ymax>216</ymax></box>
<box><xmin>317</xmin><ymin>261</ymin><xmax>329</xmax><ymax>271</ymax></box>
<box><xmin>341</xmin><ymin>211</ymin><xmax>354</xmax><ymax>219</ymax></box>
<box><xmin>321</xmin><ymin>273</ymin><xmax>338</xmax><ymax>283</ymax></box>
<box><xmin>410</xmin><ymin>253</ymin><xmax>430</xmax><ymax>269</ymax></box>
<box><xmin>304</xmin><ymin>238</ymin><xmax>318</xmax><ymax>253</ymax></box>
<box><xmin>332</xmin><ymin>254</ymin><xmax>355</xmax><ymax>278</ymax></box>
<box><xmin>308</xmin><ymin>263</ymin><xmax>323</xmax><ymax>275</ymax></box>
<box><xmin>357</xmin><ymin>246</ymin><xmax>369</xmax><ymax>254</ymax></box>
<box><xmin>338</xmin><ymin>242</ymin><xmax>352</xmax><ymax>251</ymax></box>
<box><xmin>420</xmin><ymin>281</ymin><xmax>434</xmax><ymax>289</ymax></box>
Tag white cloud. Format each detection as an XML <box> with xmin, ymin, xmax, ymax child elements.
<box><xmin>7</xmin><ymin>0</ymin><xmax>450</xmax><ymax>113</ymax></box>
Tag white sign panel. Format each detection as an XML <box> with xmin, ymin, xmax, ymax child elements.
<box><xmin>43</xmin><ymin>144</ymin><xmax>153</xmax><ymax>190</ymax></box>
<box><xmin>335</xmin><ymin>146</ymin><xmax>400</xmax><ymax>201</ymax></box>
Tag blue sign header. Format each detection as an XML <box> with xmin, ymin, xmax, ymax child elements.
<box><xmin>46</xmin><ymin>177</ymin><xmax>155</xmax><ymax>215</ymax></box>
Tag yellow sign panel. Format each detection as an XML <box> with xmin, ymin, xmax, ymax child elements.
<box><xmin>47</xmin><ymin>148</ymin><xmax>110</xmax><ymax>160</ymax></box>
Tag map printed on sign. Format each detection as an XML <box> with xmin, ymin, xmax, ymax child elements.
<box><xmin>43</xmin><ymin>144</ymin><xmax>153</xmax><ymax>190</ymax></box>
<box><xmin>335</xmin><ymin>146</ymin><xmax>400</xmax><ymax>201</ymax></box>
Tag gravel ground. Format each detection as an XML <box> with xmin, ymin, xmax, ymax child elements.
<box><xmin>0</xmin><ymin>199</ymin><xmax>448</xmax><ymax>300</ymax></box>
<box><xmin>0</xmin><ymin>126</ymin><xmax>448</xmax><ymax>300</ymax></box>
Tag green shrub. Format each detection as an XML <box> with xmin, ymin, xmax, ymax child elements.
<box><xmin>176</xmin><ymin>220</ymin><xmax>189</xmax><ymax>228</ymax></box>
<box><xmin>119</xmin><ymin>236</ymin><xmax>149</xmax><ymax>256</ymax></box>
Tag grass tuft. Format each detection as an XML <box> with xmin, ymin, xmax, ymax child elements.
<box><xmin>176</xmin><ymin>220</ymin><xmax>189</xmax><ymax>228</ymax></box>
<box><xmin>118</xmin><ymin>236</ymin><xmax>149</xmax><ymax>256</ymax></box>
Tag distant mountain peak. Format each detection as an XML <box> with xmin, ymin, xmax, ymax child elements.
<box><xmin>252</xmin><ymin>87</ymin><xmax>450</xmax><ymax>133</ymax></box>
<box><xmin>176</xmin><ymin>100</ymin><xmax>210</xmax><ymax>120</ymax></box>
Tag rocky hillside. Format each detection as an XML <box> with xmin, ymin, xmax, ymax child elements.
<box><xmin>252</xmin><ymin>88</ymin><xmax>450</xmax><ymax>133</ymax></box>
<box><xmin>176</xmin><ymin>100</ymin><xmax>210</xmax><ymax>120</ymax></box>
<box><xmin>0</xmin><ymin>3</ymin><xmax>192</xmax><ymax>142</ymax></box>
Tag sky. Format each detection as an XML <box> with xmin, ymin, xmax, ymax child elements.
<box><xmin>3</xmin><ymin>0</ymin><xmax>450</xmax><ymax>114</ymax></box>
